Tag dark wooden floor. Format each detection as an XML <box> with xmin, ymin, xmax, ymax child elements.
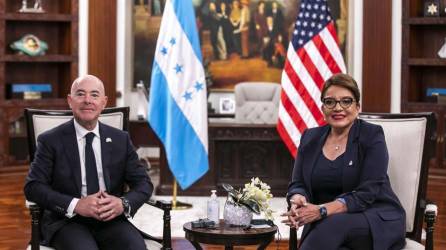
<box><xmin>0</xmin><ymin>168</ymin><xmax>445</xmax><ymax>250</ymax></box>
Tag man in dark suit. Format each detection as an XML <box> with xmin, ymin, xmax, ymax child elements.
<box><xmin>262</xmin><ymin>16</ymin><xmax>278</xmax><ymax>66</ymax></box>
<box><xmin>24</xmin><ymin>75</ymin><xmax>152</xmax><ymax>250</ymax></box>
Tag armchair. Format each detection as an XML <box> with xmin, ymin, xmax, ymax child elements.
<box><xmin>234</xmin><ymin>82</ymin><xmax>281</xmax><ymax>124</ymax></box>
<box><xmin>289</xmin><ymin>112</ymin><xmax>438</xmax><ymax>250</ymax></box>
<box><xmin>24</xmin><ymin>107</ymin><xmax>172</xmax><ymax>250</ymax></box>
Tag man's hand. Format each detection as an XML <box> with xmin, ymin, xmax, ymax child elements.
<box><xmin>97</xmin><ymin>191</ymin><xmax>124</xmax><ymax>221</ymax></box>
<box><xmin>73</xmin><ymin>191</ymin><xmax>102</xmax><ymax>220</ymax></box>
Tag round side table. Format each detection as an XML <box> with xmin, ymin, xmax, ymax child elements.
<box><xmin>183</xmin><ymin>220</ymin><xmax>278</xmax><ymax>250</ymax></box>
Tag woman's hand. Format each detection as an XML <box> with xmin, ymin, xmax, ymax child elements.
<box><xmin>290</xmin><ymin>194</ymin><xmax>307</xmax><ymax>208</ymax></box>
<box><xmin>281</xmin><ymin>208</ymin><xmax>299</xmax><ymax>228</ymax></box>
<box><xmin>295</xmin><ymin>203</ymin><xmax>321</xmax><ymax>227</ymax></box>
<box><xmin>282</xmin><ymin>197</ymin><xmax>348</xmax><ymax>228</ymax></box>
<box><xmin>281</xmin><ymin>194</ymin><xmax>308</xmax><ymax>228</ymax></box>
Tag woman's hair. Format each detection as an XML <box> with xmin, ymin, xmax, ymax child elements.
<box><xmin>320</xmin><ymin>73</ymin><xmax>360</xmax><ymax>102</ymax></box>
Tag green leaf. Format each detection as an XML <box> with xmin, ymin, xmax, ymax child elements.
<box><xmin>222</xmin><ymin>183</ymin><xmax>234</xmax><ymax>193</ymax></box>
<box><xmin>242</xmin><ymin>200</ymin><xmax>261</xmax><ymax>214</ymax></box>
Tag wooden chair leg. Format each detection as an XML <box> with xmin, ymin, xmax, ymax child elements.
<box><xmin>289</xmin><ymin>227</ymin><xmax>298</xmax><ymax>250</ymax></box>
<box><xmin>145</xmin><ymin>199</ymin><xmax>172</xmax><ymax>250</ymax></box>
<box><xmin>29</xmin><ymin>204</ymin><xmax>41</xmax><ymax>250</ymax></box>
<box><xmin>425</xmin><ymin>209</ymin><xmax>436</xmax><ymax>250</ymax></box>
<box><xmin>162</xmin><ymin>203</ymin><xmax>172</xmax><ymax>250</ymax></box>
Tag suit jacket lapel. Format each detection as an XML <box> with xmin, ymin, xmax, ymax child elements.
<box><xmin>303</xmin><ymin>126</ymin><xmax>330</xmax><ymax>199</ymax></box>
<box><xmin>61</xmin><ymin>120</ymin><xmax>82</xmax><ymax>196</ymax></box>
<box><xmin>99</xmin><ymin>123</ymin><xmax>112</xmax><ymax>191</ymax></box>
<box><xmin>342</xmin><ymin>119</ymin><xmax>361</xmax><ymax>192</ymax></box>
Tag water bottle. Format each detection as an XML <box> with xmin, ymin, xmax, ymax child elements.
<box><xmin>207</xmin><ymin>190</ymin><xmax>220</xmax><ymax>224</ymax></box>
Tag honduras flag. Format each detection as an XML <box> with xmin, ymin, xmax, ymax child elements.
<box><xmin>148</xmin><ymin>0</ymin><xmax>208</xmax><ymax>189</ymax></box>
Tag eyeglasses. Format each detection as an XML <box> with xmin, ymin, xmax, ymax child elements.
<box><xmin>322</xmin><ymin>97</ymin><xmax>355</xmax><ymax>109</ymax></box>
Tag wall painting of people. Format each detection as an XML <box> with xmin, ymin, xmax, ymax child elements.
<box><xmin>131</xmin><ymin>0</ymin><xmax>348</xmax><ymax>90</ymax></box>
<box><xmin>195</xmin><ymin>0</ymin><xmax>348</xmax><ymax>90</ymax></box>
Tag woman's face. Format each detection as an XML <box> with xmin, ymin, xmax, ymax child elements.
<box><xmin>258</xmin><ymin>2</ymin><xmax>265</xmax><ymax>12</ymax></box>
<box><xmin>321</xmin><ymin>85</ymin><xmax>360</xmax><ymax>131</ymax></box>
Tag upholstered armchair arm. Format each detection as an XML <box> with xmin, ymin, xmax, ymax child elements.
<box><xmin>142</xmin><ymin>199</ymin><xmax>172</xmax><ymax>250</ymax></box>
<box><xmin>425</xmin><ymin>203</ymin><xmax>437</xmax><ymax>250</ymax></box>
<box><xmin>26</xmin><ymin>200</ymin><xmax>41</xmax><ymax>250</ymax></box>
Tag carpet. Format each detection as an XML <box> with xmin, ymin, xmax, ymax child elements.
<box><xmin>130</xmin><ymin>195</ymin><xmax>303</xmax><ymax>240</ymax></box>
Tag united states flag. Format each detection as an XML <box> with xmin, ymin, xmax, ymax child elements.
<box><xmin>277</xmin><ymin>0</ymin><xmax>346</xmax><ymax>157</ymax></box>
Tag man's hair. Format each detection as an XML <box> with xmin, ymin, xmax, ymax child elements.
<box><xmin>320</xmin><ymin>73</ymin><xmax>360</xmax><ymax>102</ymax></box>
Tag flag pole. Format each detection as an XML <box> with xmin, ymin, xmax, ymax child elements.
<box><xmin>171</xmin><ymin>179</ymin><xmax>192</xmax><ymax>210</ymax></box>
<box><xmin>148</xmin><ymin>0</ymin><xmax>209</xmax><ymax>210</ymax></box>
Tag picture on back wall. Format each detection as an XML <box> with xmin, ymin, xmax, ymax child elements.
<box><xmin>194</xmin><ymin>0</ymin><xmax>348</xmax><ymax>90</ymax></box>
<box><xmin>131</xmin><ymin>0</ymin><xmax>348</xmax><ymax>90</ymax></box>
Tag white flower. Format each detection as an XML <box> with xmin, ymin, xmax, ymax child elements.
<box><xmin>234</xmin><ymin>177</ymin><xmax>274</xmax><ymax>220</ymax></box>
<box><xmin>255</xmin><ymin>189</ymin><xmax>267</xmax><ymax>201</ymax></box>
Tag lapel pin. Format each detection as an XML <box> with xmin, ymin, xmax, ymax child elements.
<box><xmin>348</xmin><ymin>160</ymin><xmax>353</xmax><ymax>166</ymax></box>
<box><xmin>106</xmin><ymin>137</ymin><xmax>112</xmax><ymax>142</ymax></box>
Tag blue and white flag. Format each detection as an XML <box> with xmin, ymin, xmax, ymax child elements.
<box><xmin>148</xmin><ymin>0</ymin><xmax>208</xmax><ymax>189</ymax></box>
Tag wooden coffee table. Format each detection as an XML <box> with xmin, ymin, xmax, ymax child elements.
<box><xmin>183</xmin><ymin>220</ymin><xmax>278</xmax><ymax>250</ymax></box>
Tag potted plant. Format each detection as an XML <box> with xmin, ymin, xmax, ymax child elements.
<box><xmin>222</xmin><ymin>177</ymin><xmax>274</xmax><ymax>226</ymax></box>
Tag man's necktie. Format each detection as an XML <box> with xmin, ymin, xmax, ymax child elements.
<box><xmin>85</xmin><ymin>132</ymin><xmax>99</xmax><ymax>195</ymax></box>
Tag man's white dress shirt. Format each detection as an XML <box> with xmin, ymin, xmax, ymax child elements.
<box><xmin>66</xmin><ymin>119</ymin><xmax>106</xmax><ymax>217</ymax></box>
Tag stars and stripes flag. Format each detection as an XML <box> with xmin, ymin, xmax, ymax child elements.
<box><xmin>148</xmin><ymin>0</ymin><xmax>209</xmax><ymax>189</ymax></box>
<box><xmin>277</xmin><ymin>0</ymin><xmax>346</xmax><ymax>157</ymax></box>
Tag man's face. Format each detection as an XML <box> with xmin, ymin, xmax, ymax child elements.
<box><xmin>209</xmin><ymin>2</ymin><xmax>216</xmax><ymax>11</ymax></box>
<box><xmin>267</xmin><ymin>16</ymin><xmax>273</xmax><ymax>27</ymax></box>
<box><xmin>67</xmin><ymin>76</ymin><xmax>107</xmax><ymax>129</ymax></box>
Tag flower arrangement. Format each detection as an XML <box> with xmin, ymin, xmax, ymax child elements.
<box><xmin>222</xmin><ymin>177</ymin><xmax>274</xmax><ymax>220</ymax></box>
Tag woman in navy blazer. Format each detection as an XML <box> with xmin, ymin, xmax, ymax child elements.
<box><xmin>283</xmin><ymin>73</ymin><xmax>406</xmax><ymax>250</ymax></box>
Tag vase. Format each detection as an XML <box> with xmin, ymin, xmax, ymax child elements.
<box><xmin>223</xmin><ymin>200</ymin><xmax>253</xmax><ymax>226</ymax></box>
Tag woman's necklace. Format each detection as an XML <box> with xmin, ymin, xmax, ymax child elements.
<box><xmin>330</xmin><ymin>133</ymin><xmax>347</xmax><ymax>151</ymax></box>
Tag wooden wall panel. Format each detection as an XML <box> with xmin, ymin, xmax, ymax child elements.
<box><xmin>362</xmin><ymin>0</ymin><xmax>392</xmax><ymax>112</ymax></box>
<box><xmin>88</xmin><ymin>0</ymin><xmax>116</xmax><ymax>106</ymax></box>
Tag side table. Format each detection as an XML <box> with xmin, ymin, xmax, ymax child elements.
<box><xmin>183</xmin><ymin>220</ymin><xmax>277</xmax><ymax>250</ymax></box>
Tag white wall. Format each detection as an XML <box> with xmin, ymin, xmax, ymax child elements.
<box><xmin>391</xmin><ymin>0</ymin><xmax>402</xmax><ymax>113</ymax></box>
<box><xmin>348</xmin><ymin>0</ymin><xmax>363</xmax><ymax>101</ymax></box>
<box><xmin>78</xmin><ymin>0</ymin><xmax>88</xmax><ymax>76</ymax></box>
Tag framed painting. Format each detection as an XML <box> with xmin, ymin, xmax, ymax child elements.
<box><xmin>195</xmin><ymin>0</ymin><xmax>348</xmax><ymax>90</ymax></box>
<box><xmin>219</xmin><ymin>97</ymin><xmax>236</xmax><ymax>113</ymax></box>
<box><xmin>131</xmin><ymin>0</ymin><xmax>348</xmax><ymax>90</ymax></box>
